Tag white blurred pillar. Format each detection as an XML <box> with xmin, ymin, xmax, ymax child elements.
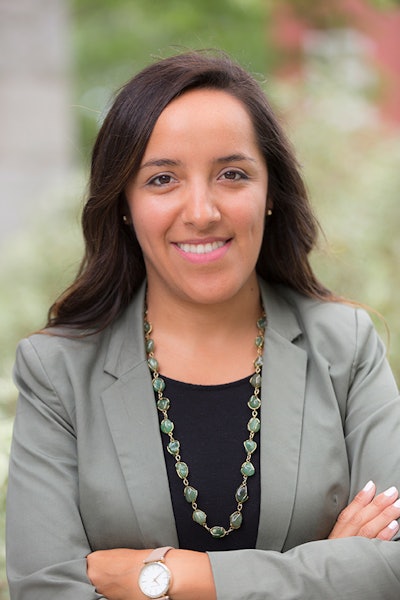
<box><xmin>0</xmin><ymin>0</ymin><xmax>73</xmax><ymax>244</ymax></box>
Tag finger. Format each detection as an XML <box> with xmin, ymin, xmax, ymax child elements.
<box><xmin>358</xmin><ymin>497</ymin><xmax>400</xmax><ymax>539</ymax></box>
<box><xmin>345</xmin><ymin>485</ymin><xmax>398</xmax><ymax>529</ymax></box>
<box><xmin>376</xmin><ymin>519</ymin><xmax>400</xmax><ymax>541</ymax></box>
<box><xmin>356</xmin><ymin>486</ymin><xmax>400</xmax><ymax>530</ymax></box>
<box><xmin>340</xmin><ymin>480</ymin><xmax>376</xmax><ymax>520</ymax></box>
<box><xmin>329</xmin><ymin>484</ymin><xmax>400</xmax><ymax>539</ymax></box>
<box><xmin>329</xmin><ymin>480</ymin><xmax>376</xmax><ymax>537</ymax></box>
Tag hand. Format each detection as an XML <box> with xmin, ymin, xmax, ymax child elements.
<box><xmin>87</xmin><ymin>548</ymin><xmax>149</xmax><ymax>600</ymax></box>
<box><xmin>329</xmin><ymin>481</ymin><xmax>400</xmax><ymax>540</ymax></box>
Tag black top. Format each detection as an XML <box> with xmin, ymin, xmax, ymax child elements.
<box><xmin>157</xmin><ymin>375</ymin><xmax>261</xmax><ymax>552</ymax></box>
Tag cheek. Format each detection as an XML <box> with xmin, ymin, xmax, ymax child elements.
<box><xmin>130</xmin><ymin>208</ymin><xmax>172</xmax><ymax>259</ymax></box>
<box><xmin>129</xmin><ymin>198</ymin><xmax>154</xmax><ymax>236</ymax></box>
<box><xmin>129</xmin><ymin>212</ymin><xmax>156</xmax><ymax>256</ymax></box>
<box><xmin>234</xmin><ymin>201</ymin><xmax>266</xmax><ymax>234</ymax></box>
<box><xmin>130</xmin><ymin>196</ymin><xmax>178</xmax><ymax>232</ymax></box>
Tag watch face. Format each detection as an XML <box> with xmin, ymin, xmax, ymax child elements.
<box><xmin>138</xmin><ymin>562</ymin><xmax>171</xmax><ymax>598</ymax></box>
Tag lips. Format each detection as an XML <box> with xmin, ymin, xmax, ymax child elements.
<box><xmin>177</xmin><ymin>240</ymin><xmax>226</xmax><ymax>254</ymax></box>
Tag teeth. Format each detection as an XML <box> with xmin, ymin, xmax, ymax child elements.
<box><xmin>178</xmin><ymin>240</ymin><xmax>225</xmax><ymax>254</ymax></box>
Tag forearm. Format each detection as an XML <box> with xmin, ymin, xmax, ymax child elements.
<box><xmin>87</xmin><ymin>548</ymin><xmax>216</xmax><ymax>600</ymax></box>
<box><xmin>209</xmin><ymin>538</ymin><xmax>400</xmax><ymax>600</ymax></box>
<box><xmin>168</xmin><ymin>549</ymin><xmax>216</xmax><ymax>600</ymax></box>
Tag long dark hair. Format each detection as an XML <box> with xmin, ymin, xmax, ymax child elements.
<box><xmin>47</xmin><ymin>50</ymin><xmax>335</xmax><ymax>332</ymax></box>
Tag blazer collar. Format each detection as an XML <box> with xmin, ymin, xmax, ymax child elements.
<box><xmin>103</xmin><ymin>282</ymin><xmax>148</xmax><ymax>378</ymax></box>
<box><xmin>102</xmin><ymin>279</ymin><xmax>307</xmax><ymax>551</ymax></box>
<box><xmin>259</xmin><ymin>279</ymin><xmax>302</xmax><ymax>343</ymax></box>
<box><xmin>256</xmin><ymin>280</ymin><xmax>307</xmax><ymax>550</ymax></box>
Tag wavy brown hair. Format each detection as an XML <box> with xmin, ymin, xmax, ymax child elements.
<box><xmin>47</xmin><ymin>50</ymin><xmax>335</xmax><ymax>332</ymax></box>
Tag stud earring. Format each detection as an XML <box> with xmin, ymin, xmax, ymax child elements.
<box><xmin>266</xmin><ymin>209</ymin><xmax>272</xmax><ymax>216</ymax></box>
<box><xmin>122</xmin><ymin>215</ymin><xmax>129</xmax><ymax>224</ymax></box>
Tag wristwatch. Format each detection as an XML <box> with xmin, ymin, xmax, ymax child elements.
<box><xmin>138</xmin><ymin>546</ymin><xmax>174</xmax><ymax>599</ymax></box>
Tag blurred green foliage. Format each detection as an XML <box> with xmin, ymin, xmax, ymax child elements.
<box><xmin>71</xmin><ymin>0</ymin><xmax>269</xmax><ymax>150</ymax></box>
<box><xmin>1</xmin><ymin>1</ymin><xmax>399</xmax><ymax>598</ymax></box>
<box><xmin>0</xmin><ymin>183</ymin><xmax>84</xmax><ymax>599</ymax></box>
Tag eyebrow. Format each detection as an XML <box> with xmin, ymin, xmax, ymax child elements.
<box><xmin>140</xmin><ymin>154</ymin><xmax>256</xmax><ymax>170</ymax></box>
<box><xmin>214</xmin><ymin>153</ymin><xmax>257</xmax><ymax>164</ymax></box>
<box><xmin>140</xmin><ymin>158</ymin><xmax>182</xmax><ymax>170</ymax></box>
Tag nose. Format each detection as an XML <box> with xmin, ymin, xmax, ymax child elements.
<box><xmin>181</xmin><ymin>181</ymin><xmax>221</xmax><ymax>229</ymax></box>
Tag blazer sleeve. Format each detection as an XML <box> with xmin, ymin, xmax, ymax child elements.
<box><xmin>208</xmin><ymin>309</ymin><xmax>400</xmax><ymax>600</ymax></box>
<box><xmin>6</xmin><ymin>338</ymin><xmax>105</xmax><ymax>600</ymax></box>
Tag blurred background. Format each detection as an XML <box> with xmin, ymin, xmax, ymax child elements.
<box><xmin>0</xmin><ymin>0</ymin><xmax>399</xmax><ymax>597</ymax></box>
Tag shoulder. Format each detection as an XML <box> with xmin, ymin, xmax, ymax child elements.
<box><xmin>15</xmin><ymin>327</ymin><xmax>109</xmax><ymax>373</ymax></box>
<box><xmin>269</xmin><ymin>284</ymin><xmax>382</xmax><ymax>368</ymax></box>
<box><xmin>13</xmin><ymin>328</ymin><xmax>111</xmax><ymax>411</ymax></box>
<box><xmin>14</xmin><ymin>282</ymin><xmax>148</xmax><ymax>403</ymax></box>
<box><xmin>278</xmin><ymin>285</ymin><xmax>373</xmax><ymax>336</ymax></box>
<box><xmin>15</xmin><ymin>282</ymin><xmax>147</xmax><ymax>377</ymax></box>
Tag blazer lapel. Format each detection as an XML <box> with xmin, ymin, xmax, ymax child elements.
<box><xmin>101</xmin><ymin>280</ymin><xmax>307</xmax><ymax>552</ymax></box>
<box><xmin>256</xmin><ymin>281</ymin><xmax>307</xmax><ymax>551</ymax></box>
<box><xmin>101</xmin><ymin>284</ymin><xmax>179</xmax><ymax>548</ymax></box>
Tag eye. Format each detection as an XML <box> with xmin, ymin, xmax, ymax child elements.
<box><xmin>148</xmin><ymin>173</ymin><xmax>175</xmax><ymax>186</ymax></box>
<box><xmin>220</xmin><ymin>170</ymin><xmax>248</xmax><ymax>181</ymax></box>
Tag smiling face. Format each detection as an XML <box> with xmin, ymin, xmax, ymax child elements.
<box><xmin>125</xmin><ymin>88</ymin><xmax>269</xmax><ymax>308</ymax></box>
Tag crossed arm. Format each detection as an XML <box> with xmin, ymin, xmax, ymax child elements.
<box><xmin>7</xmin><ymin>311</ymin><xmax>400</xmax><ymax>599</ymax></box>
<box><xmin>87</xmin><ymin>481</ymin><xmax>400</xmax><ymax>600</ymax></box>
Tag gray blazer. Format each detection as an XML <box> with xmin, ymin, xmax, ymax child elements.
<box><xmin>6</xmin><ymin>280</ymin><xmax>400</xmax><ymax>599</ymax></box>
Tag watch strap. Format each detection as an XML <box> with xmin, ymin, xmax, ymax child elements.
<box><xmin>143</xmin><ymin>546</ymin><xmax>174</xmax><ymax>564</ymax></box>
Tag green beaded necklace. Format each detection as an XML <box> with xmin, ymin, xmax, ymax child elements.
<box><xmin>144</xmin><ymin>309</ymin><xmax>266</xmax><ymax>539</ymax></box>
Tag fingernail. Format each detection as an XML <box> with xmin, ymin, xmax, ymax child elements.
<box><xmin>384</xmin><ymin>486</ymin><xmax>398</xmax><ymax>497</ymax></box>
<box><xmin>388</xmin><ymin>520</ymin><xmax>399</xmax><ymax>530</ymax></box>
<box><xmin>393</xmin><ymin>499</ymin><xmax>400</xmax><ymax>509</ymax></box>
<box><xmin>363</xmin><ymin>480</ymin><xmax>374</xmax><ymax>492</ymax></box>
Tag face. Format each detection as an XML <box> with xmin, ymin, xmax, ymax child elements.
<box><xmin>125</xmin><ymin>88</ymin><xmax>269</xmax><ymax>307</ymax></box>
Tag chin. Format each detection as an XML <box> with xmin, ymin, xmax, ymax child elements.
<box><xmin>179</xmin><ymin>278</ymin><xmax>252</xmax><ymax>306</ymax></box>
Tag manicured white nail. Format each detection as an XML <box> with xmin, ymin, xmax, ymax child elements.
<box><xmin>363</xmin><ymin>480</ymin><xmax>374</xmax><ymax>492</ymax></box>
<box><xmin>393</xmin><ymin>499</ymin><xmax>400</xmax><ymax>509</ymax></box>
<box><xmin>388</xmin><ymin>520</ymin><xmax>399</xmax><ymax>530</ymax></box>
<box><xmin>384</xmin><ymin>486</ymin><xmax>398</xmax><ymax>497</ymax></box>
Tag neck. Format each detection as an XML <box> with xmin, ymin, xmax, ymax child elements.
<box><xmin>145</xmin><ymin>278</ymin><xmax>262</xmax><ymax>339</ymax></box>
<box><xmin>144</xmin><ymin>277</ymin><xmax>264</xmax><ymax>384</ymax></box>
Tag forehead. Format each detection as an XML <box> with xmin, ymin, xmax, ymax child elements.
<box><xmin>145</xmin><ymin>88</ymin><xmax>259</xmax><ymax>151</ymax></box>
<box><xmin>163</xmin><ymin>87</ymin><xmax>250</xmax><ymax>116</ymax></box>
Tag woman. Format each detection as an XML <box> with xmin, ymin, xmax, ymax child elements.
<box><xmin>6</xmin><ymin>51</ymin><xmax>400</xmax><ymax>599</ymax></box>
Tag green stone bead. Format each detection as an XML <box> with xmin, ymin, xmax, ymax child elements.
<box><xmin>157</xmin><ymin>397</ymin><xmax>170</xmax><ymax>411</ymax></box>
<box><xmin>244</xmin><ymin>439</ymin><xmax>257</xmax><ymax>454</ymax></box>
<box><xmin>193</xmin><ymin>509</ymin><xmax>207</xmax><ymax>525</ymax></box>
<box><xmin>175</xmin><ymin>461</ymin><xmax>189</xmax><ymax>479</ymax></box>
<box><xmin>144</xmin><ymin>321</ymin><xmax>152</xmax><ymax>334</ymax></box>
<box><xmin>254</xmin><ymin>355</ymin><xmax>263</xmax><ymax>368</ymax></box>
<box><xmin>145</xmin><ymin>338</ymin><xmax>155</xmax><ymax>353</ymax></box>
<box><xmin>235</xmin><ymin>483</ymin><xmax>248</xmax><ymax>503</ymax></box>
<box><xmin>184</xmin><ymin>486</ymin><xmax>198</xmax><ymax>503</ymax></box>
<box><xmin>210</xmin><ymin>526</ymin><xmax>226</xmax><ymax>538</ymax></box>
<box><xmin>255</xmin><ymin>335</ymin><xmax>264</xmax><ymax>348</ymax></box>
<box><xmin>248</xmin><ymin>417</ymin><xmax>261</xmax><ymax>433</ymax></box>
<box><xmin>152</xmin><ymin>377</ymin><xmax>165</xmax><ymax>392</ymax></box>
<box><xmin>147</xmin><ymin>356</ymin><xmax>159</xmax><ymax>372</ymax></box>
<box><xmin>230</xmin><ymin>511</ymin><xmax>243</xmax><ymax>529</ymax></box>
<box><xmin>241</xmin><ymin>461</ymin><xmax>256</xmax><ymax>477</ymax></box>
<box><xmin>257</xmin><ymin>316</ymin><xmax>267</xmax><ymax>329</ymax></box>
<box><xmin>160</xmin><ymin>418</ymin><xmax>174</xmax><ymax>434</ymax></box>
<box><xmin>167</xmin><ymin>440</ymin><xmax>180</xmax><ymax>455</ymax></box>
<box><xmin>249</xmin><ymin>373</ymin><xmax>262</xmax><ymax>388</ymax></box>
<box><xmin>248</xmin><ymin>395</ymin><xmax>261</xmax><ymax>410</ymax></box>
